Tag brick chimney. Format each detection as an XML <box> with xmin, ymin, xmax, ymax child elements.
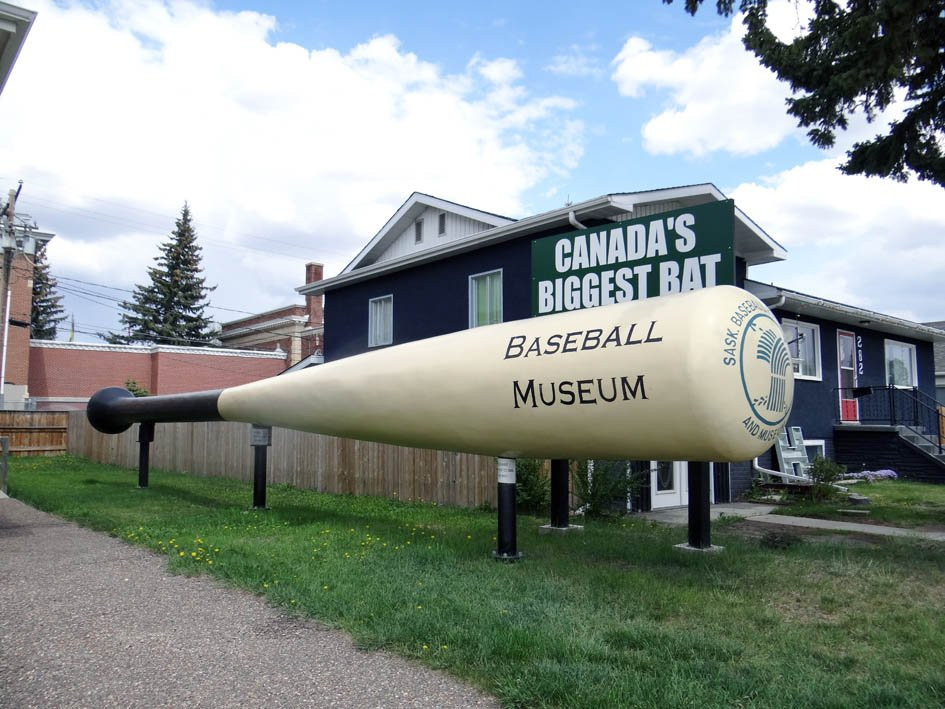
<box><xmin>304</xmin><ymin>262</ymin><xmax>324</xmax><ymax>326</ymax></box>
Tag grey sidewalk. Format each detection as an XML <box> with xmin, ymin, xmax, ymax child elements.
<box><xmin>0</xmin><ymin>496</ymin><xmax>497</xmax><ymax>708</ymax></box>
<box><xmin>643</xmin><ymin>502</ymin><xmax>945</xmax><ymax>542</ymax></box>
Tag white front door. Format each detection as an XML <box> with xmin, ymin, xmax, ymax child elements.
<box><xmin>649</xmin><ymin>461</ymin><xmax>716</xmax><ymax>509</ymax></box>
<box><xmin>650</xmin><ymin>461</ymin><xmax>688</xmax><ymax>509</ymax></box>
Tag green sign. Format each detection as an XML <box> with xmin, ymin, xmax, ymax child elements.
<box><xmin>531</xmin><ymin>200</ymin><xmax>735</xmax><ymax>315</ymax></box>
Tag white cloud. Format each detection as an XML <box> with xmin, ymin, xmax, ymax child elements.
<box><xmin>0</xmin><ymin>0</ymin><xmax>583</xmax><ymax>334</ymax></box>
<box><xmin>545</xmin><ymin>45</ymin><xmax>602</xmax><ymax>78</ymax></box>
<box><xmin>611</xmin><ymin>19</ymin><xmax>797</xmax><ymax>156</ymax></box>
<box><xmin>611</xmin><ymin>0</ymin><xmax>911</xmax><ymax>160</ymax></box>
<box><xmin>735</xmin><ymin>159</ymin><xmax>945</xmax><ymax>322</ymax></box>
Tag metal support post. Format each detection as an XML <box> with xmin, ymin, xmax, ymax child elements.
<box><xmin>674</xmin><ymin>461</ymin><xmax>720</xmax><ymax>552</ymax></box>
<box><xmin>250</xmin><ymin>425</ymin><xmax>272</xmax><ymax>509</ymax></box>
<box><xmin>137</xmin><ymin>421</ymin><xmax>154</xmax><ymax>489</ymax></box>
<box><xmin>493</xmin><ymin>457</ymin><xmax>522</xmax><ymax>561</ymax></box>
<box><xmin>550</xmin><ymin>458</ymin><xmax>569</xmax><ymax>527</ymax></box>
<box><xmin>540</xmin><ymin>458</ymin><xmax>583</xmax><ymax>535</ymax></box>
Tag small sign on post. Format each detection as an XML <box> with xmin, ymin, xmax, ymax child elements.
<box><xmin>251</xmin><ymin>425</ymin><xmax>272</xmax><ymax>447</ymax></box>
<box><xmin>250</xmin><ymin>425</ymin><xmax>272</xmax><ymax>509</ymax></box>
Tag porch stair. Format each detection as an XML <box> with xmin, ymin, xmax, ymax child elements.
<box><xmin>898</xmin><ymin>428</ymin><xmax>945</xmax><ymax>466</ymax></box>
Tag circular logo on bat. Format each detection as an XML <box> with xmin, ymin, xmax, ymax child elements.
<box><xmin>739</xmin><ymin>313</ymin><xmax>793</xmax><ymax>427</ymax></box>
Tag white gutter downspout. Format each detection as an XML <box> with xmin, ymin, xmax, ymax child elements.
<box><xmin>568</xmin><ymin>210</ymin><xmax>587</xmax><ymax>231</ymax></box>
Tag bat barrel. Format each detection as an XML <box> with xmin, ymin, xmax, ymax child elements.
<box><xmin>86</xmin><ymin>386</ymin><xmax>225</xmax><ymax>434</ymax></box>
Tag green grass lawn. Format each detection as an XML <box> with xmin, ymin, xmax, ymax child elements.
<box><xmin>773</xmin><ymin>480</ymin><xmax>945</xmax><ymax>529</ymax></box>
<box><xmin>8</xmin><ymin>456</ymin><xmax>945</xmax><ymax>708</ymax></box>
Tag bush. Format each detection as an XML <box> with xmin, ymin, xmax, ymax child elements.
<box><xmin>573</xmin><ymin>460</ymin><xmax>646</xmax><ymax>517</ymax></box>
<box><xmin>125</xmin><ymin>378</ymin><xmax>150</xmax><ymax>397</ymax></box>
<box><xmin>808</xmin><ymin>456</ymin><xmax>846</xmax><ymax>501</ymax></box>
<box><xmin>515</xmin><ymin>458</ymin><xmax>550</xmax><ymax>515</ymax></box>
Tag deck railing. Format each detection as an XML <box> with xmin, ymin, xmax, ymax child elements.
<box><xmin>835</xmin><ymin>386</ymin><xmax>944</xmax><ymax>454</ymax></box>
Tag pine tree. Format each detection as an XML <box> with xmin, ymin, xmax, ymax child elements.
<box><xmin>106</xmin><ymin>203</ymin><xmax>217</xmax><ymax>346</ymax></box>
<box><xmin>30</xmin><ymin>243</ymin><xmax>67</xmax><ymax>340</ymax></box>
<box><xmin>665</xmin><ymin>0</ymin><xmax>945</xmax><ymax>187</ymax></box>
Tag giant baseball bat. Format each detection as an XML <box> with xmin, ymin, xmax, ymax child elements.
<box><xmin>87</xmin><ymin>286</ymin><xmax>794</xmax><ymax>462</ymax></box>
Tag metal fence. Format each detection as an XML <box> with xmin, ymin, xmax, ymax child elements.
<box><xmin>836</xmin><ymin>386</ymin><xmax>944</xmax><ymax>453</ymax></box>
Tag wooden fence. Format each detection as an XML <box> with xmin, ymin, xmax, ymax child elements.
<box><xmin>67</xmin><ymin>412</ymin><xmax>498</xmax><ymax>508</ymax></box>
<box><xmin>0</xmin><ymin>411</ymin><xmax>69</xmax><ymax>456</ymax></box>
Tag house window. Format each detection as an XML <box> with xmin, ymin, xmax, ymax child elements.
<box><xmin>885</xmin><ymin>339</ymin><xmax>917</xmax><ymax>387</ymax></box>
<box><xmin>469</xmin><ymin>269</ymin><xmax>502</xmax><ymax>328</ymax></box>
<box><xmin>781</xmin><ymin>319</ymin><xmax>821</xmax><ymax>380</ymax></box>
<box><xmin>438</xmin><ymin>212</ymin><xmax>446</xmax><ymax>236</ymax></box>
<box><xmin>414</xmin><ymin>219</ymin><xmax>423</xmax><ymax>244</ymax></box>
<box><xmin>368</xmin><ymin>295</ymin><xmax>393</xmax><ymax>347</ymax></box>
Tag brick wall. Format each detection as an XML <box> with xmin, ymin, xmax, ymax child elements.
<box><xmin>29</xmin><ymin>341</ymin><xmax>286</xmax><ymax>405</ymax></box>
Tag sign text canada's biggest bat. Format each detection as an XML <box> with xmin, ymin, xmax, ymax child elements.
<box><xmin>88</xmin><ymin>286</ymin><xmax>794</xmax><ymax>462</ymax></box>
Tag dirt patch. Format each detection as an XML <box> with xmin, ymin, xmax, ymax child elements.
<box><xmin>720</xmin><ymin>520</ymin><xmax>883</xmax><ymax>549</ymax></box>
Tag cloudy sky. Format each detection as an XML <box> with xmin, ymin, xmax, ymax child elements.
<box><xmin>2</xmin><ymin>0</ymin><xmax>941</xmax><ymax>342</ymax></box>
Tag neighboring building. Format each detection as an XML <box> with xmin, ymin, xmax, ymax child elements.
<box><xmin>302</xmin><ymin>187</ymin><xmax>945</xmax><ymax>509</ymax></box>
<box><xmin>0</xmin><ymin>2</ymin><xmax>35</xmax><ymax>96</ymax></box>
<box><xmin>219</xmin><ymin>262</ymin><xmax>325</xmax><ymax>368</ymax></box>
<box><xmin>28</xmin><ymin>341</ymin><xmax>286</xmax><ymax>410</ymax></box>
<box><xmin>924</xmin><ymin>321</ymin><xmax>945</xmax><ymax>404</ymax></box>
<box><xmin>0</xmin><ymin>3</ymin><xmax>41</xmax><ymax>410</ymax></box>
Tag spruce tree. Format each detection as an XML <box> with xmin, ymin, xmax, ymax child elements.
<box><xmin>30</xmin><ymin>243</ymin><xmax>67</xmax><ymax>340</ymax></box>
<box><xmin>665</xmin><ymin>0</ymin><xmax>945</xmax><ymax>187</ymax></box>
<box><xmin>107</xmin><ymin>203</ymin><xmax>217</xmax><ymax>346</ymax></box>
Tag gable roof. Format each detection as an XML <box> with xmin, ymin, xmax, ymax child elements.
<box><xmin>746</xmin><ymin>280</ymin><xmax>945</xmax><ymax>344</ymax></box>
<box><xmin>0</xmin><ymin>2</ymin><xmax>36</xmax><ymax>96</ymax></box>
<box><xmin>340</xmin><ymin>192</ymin><xmax>515</xmax><ymax>274</ymax></box>
<box><xmin>303</xmin><ymin>183</ymin><xmax>786</xmax><ymax>296</ymax></box>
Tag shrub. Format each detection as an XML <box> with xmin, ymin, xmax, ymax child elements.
<box><xmin>515</xmin><ymin>458</ymin><xmax>550</xmax><ymax>515</ymax></box>
<box><xmin>573</xmin><ymin>460</ymin><xmax>647</xmax><ymax>517</ymax></box>
<box><xmin>808</xmin><ymin>456</ymin><xmax>846</xmax><ymax>501</ymax></box>
<box><xmin>125</xmin><ymin>378</ymin><xmax>150</xmax><ymax>397</ymax></box>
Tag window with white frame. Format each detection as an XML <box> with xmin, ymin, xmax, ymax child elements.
<box><xmin>368</xmin><ymin>295</ymin><xmax>393</xmax><ymax>347</ymax></box>
<box><xmin>414</xmin><ymin>219</ymin><xmax>423</xmax><ymax>244</ymax></box>
<box><xmin>781</xmin><ymin>319</ymin><xmax>821</xmax><ymax>380</ymax></box>
<box><xmin>885</xmin><ymin>339</ymin><xmax>917</xmax><ymax>387</ymax></box>
<box><xmin>438</xmin><ymin>212</ymin><xmax>446</xmax><ymax>236</ymax></box>
<box><xmin>469</xmin><ymin>269</ymin><xmax>502</xmax><ymax>328</ymax></box>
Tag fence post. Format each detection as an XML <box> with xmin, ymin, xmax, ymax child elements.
<box><xmin>888</xmin><ymin>386</ymin><xmax>896</xmax><ymax>427</ymax></box>
<box><xmin>0</xmin><ymin>436</ymin><xmax>8</xmax><ymax>495</ymax></box>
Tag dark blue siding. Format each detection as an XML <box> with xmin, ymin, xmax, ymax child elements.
<box><xmin>325</xmin><ymin>237</ymin><xmax>533</xmax><ymax>361</ymax></box>
<box><xmin>327</xmin><ymin>239</ymin><xmax>747</xmax><ymax>361</ymax></box>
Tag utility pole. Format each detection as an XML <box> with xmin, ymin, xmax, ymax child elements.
<box><xmin>0</xmin><ymin>181</ymin><xmax>55</xmax><ymax>407</ymax></box>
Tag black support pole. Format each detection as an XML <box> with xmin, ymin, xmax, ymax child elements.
<box><xmin>687</xmin><ymin>461</ymin><xmax>711</xmax><ymax>549</ymax></box>
<box><xmin>250</xmin><ymin>425</ymin><xmax>272</xmax><ymax>510</ymax></box>
<box><xmin>550</xmin><ymin>458</ymin><xmax>569</xmax><ymax>528</ymax></box>
<box><xmin>494</xmin><ymin>458</ymin><xmax>522</xmax><ymax>561</ymax></box>
<box><xmin>137</xmin><ymin>421</ymin><xmax>154</xmax><ymax>489</ymax></box>
<box><xmin>253</xmin><ymin>445</ymin><xmax>267</xmax><ymax>509</ymax></box>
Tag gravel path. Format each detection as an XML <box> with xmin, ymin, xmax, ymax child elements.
<box><xmin>0</xmin><ymin>496</ymin><xmax>498</xmax><ymax>708</ymax></box>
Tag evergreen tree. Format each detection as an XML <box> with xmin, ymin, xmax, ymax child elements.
<box><xmin>107</xmin><ymin>203</ymin><xmax>217</xmax><ymax>346</ymax></box>
<box><xmin>665</xmin><ymin>0</ymin><xmax>945</xmax><ymax>187</ymax></box>
<box><xmin>30</xmin><ymin>243</ymin><xmax>67</xmax><ymax>340</ymax></box>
